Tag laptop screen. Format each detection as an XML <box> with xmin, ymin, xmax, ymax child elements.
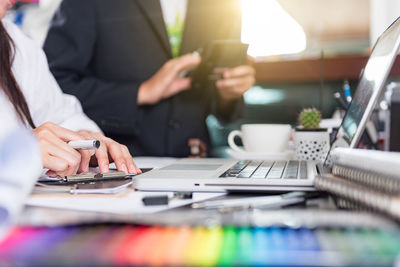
<box><xmin>335</xmin><ymin>16</ymin><xmax>400</xmax><ymax>148</ymax></box>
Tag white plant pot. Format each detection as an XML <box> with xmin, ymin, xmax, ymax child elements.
<box><xmin>293</xmin><ymin>130</ymin><xmax>330</xmax><ymax>162</ymax></box>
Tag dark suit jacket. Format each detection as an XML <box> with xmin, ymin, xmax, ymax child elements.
<box><xmin>44</xmin><ymin>0</ymin><xmax>243</xmax><ymax>157</ymax></box>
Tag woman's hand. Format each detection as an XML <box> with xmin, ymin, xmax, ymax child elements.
<box><xmin>78</xmin><ymin>130</ymin><xmax>141</xmax><ymax>174</ymax></box>
<box><xmin>33</xmin><ymin>122</ymin><xmax>95</xmax><ymax>177</ymax></box>
<box><xmin>33</xmin><ymin>122</ymin><xmax>141</xmax><ymax>177</ymax></box>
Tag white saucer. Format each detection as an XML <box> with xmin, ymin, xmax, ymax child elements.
<box><xmin>226</xmin><ymin>148</ymin><xmax>295</xmax><ymax>160</ymax></box>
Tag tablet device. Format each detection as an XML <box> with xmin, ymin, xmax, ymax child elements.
<box><xmin>191</xmin><ymin>40</ymin><xmax>249</xmax><ymax>89</ymax></box>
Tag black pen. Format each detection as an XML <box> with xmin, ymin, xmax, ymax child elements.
<box><xmin>142</xmin><ymin>192</ymin><xmax>193</xmax><ymax>206</ymax></box>
<box><xmin>334</xmin><ymin>92</ymin><xmax>348</xmax><ymax>110</ymax></box>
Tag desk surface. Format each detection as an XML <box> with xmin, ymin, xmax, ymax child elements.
<box><xmin>7</xmin><ymin>157</ymin><xmax>400</xmax><ymax>267</ymax></box>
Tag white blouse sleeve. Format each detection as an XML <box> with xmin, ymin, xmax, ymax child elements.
<box><xmin>5</xmin><ymin>20</ymin><xmax>102</xmax><ymax>133</ymax></box>
<box><xmin>29</xmin><ymin>48</ymin><xmax>102</xmax><ymax>132</ymax></box>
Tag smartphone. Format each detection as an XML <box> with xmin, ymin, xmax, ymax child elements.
<box><xmin>191</xmin><ymin>40</ymin><xmax>249</xmax><ymax>90</ymax></box>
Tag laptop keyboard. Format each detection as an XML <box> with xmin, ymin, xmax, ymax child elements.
<box><xmin>219</xmin><ymin>160</ymin><xmax>308</xmax><ymax>179</ymax></box>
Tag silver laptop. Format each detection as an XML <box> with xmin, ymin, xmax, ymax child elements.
<box><xmin>133</xmin><ymin>16</ymin><xmax>400</xmax><ymax>192</ymax></box>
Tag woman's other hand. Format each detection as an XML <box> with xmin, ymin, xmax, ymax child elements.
<box><xmin>78</xmin><ymin>130</ymin><xmax>141</xmax><ymax>174</ymax></box>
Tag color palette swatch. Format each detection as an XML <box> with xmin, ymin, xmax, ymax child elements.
<box><xmin>0</xmin><ymin>225</ymin><xmax>399</xmax><ymax>266</ymax></box>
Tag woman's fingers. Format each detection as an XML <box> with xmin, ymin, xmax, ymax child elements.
<box><xmin>36</xmin><ymin>133</ymin><xmax>81</xmax><ymax>177</ymax></box>
<box><xmin>105</xmin><ymin>140</ymin><xmax>140</xmax><ymax>174</ymax></box>
<box><xmin>106</xmin><ymin>141</ymin><xmax>128</xmax><ymax>173</ymax></box>
<box><xmin>78</xmin><ymin>131</ymin><xmax>140</xmax><ymax>174</ymax></box>
<box><xmin>78</xmin><ymin>150</ymin><xmax>95</xmax><ymax>173</ymax></box>
<box><xmin>43</xmin><ymin>155</ymin><xmax>68</xmax><ymax>177</ymax></box>
<box><xmin>121</xmin><ymin>144</ymin><xmax>141</xmax><ymax>174</ymax></box>
<box><xmin>43</xmin><ymin>155</ymin><xmax>75</xmax><ymax>178</ymax></box>
<box><xmin>34</xmin><ymin>123</ymin><xmax>85</xmax><ymax>177</ymax></box>
<box><xmin>78</xmin><ymin>131</ymin><xmax>111</xmax><ymax>174</ymax></box>
<box><xmin>93</xmin><ymin>137</ymin><xmax>110</xmax><ymax>173</ymax></box>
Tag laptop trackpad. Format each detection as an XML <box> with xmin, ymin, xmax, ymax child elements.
<box><xmin>161</xmin><ymin>164</ymin><xmax>223</xmax><ymax>171</ymax></box>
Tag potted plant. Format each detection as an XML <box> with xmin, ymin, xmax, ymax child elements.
<box><xmin>293</xmin><ymin>108</ymin><xmax>330</xmax><ymax>162</ymax></box>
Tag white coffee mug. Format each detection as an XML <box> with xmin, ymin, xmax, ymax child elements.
<box><xmin>228</xmin><ymin>124</ymin><xmax>291</xmax><ymax>153</ymax></box>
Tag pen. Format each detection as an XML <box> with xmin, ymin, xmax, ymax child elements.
<box><xmin>334</xmin><ymin>92</ymin><xmax>348</xmax><ymax>110</ymax></box>
<box><xmin>343</xmin><ymin>80</ymin><xmax>352</xmax><ymax>105</ymax></box>
<box><xmin>142</xmin><ymin>192</ymin><xmax>193</xmax><ymax>206</ymax></box>
<box><xmin>191</xmin><ymin>192</ymin><xmax>305</xmax><ymax>210</ymax></box>
<box><xmin>67</xmin><ymin>140</ymin><xmax>100</xmax><ymax>150</ymax></box>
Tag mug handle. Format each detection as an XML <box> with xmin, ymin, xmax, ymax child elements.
<box><xmin>228</xmin><ymin>130</ymin><xmax>245</xmax><ymax>153</ymax></box>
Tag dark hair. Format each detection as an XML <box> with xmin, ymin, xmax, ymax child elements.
<box><xmin>0</xmin><ymin>21</ymin><xmax>35</xmax><ymax>128</ymax></box>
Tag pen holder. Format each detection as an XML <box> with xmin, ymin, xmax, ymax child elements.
<box><xmin>293</xmin><ymin>128</ymin><xmax>330</xmax><ymax>162</ymax></box>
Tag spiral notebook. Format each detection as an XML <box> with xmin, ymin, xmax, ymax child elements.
<box><xmin>315</xmin><ymin>148</ymin><xmax>400</xmax><ymax>220</ymax></box>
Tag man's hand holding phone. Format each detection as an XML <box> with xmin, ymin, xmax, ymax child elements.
<box><xmin>215</xmin><ymin>64</ymin><xmax>256</xmax><ymax>102</ymax></box>
<box><xmin>137</xmin><ymin>53</ymin><xmax>201</xmax><ymax>105</ymax></box>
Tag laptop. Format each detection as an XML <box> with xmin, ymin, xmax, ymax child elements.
<box><xmin>133</xmin><ymin>16</ymin><xmax>400</xmax><ymax>192</ymax></box>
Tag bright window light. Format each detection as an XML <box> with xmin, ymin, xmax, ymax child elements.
<box><xmin>241</xmin><ymin>0</ymin><xmax>307</xmax><ymax>57</ymax></box>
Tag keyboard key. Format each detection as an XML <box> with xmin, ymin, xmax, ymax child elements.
<box><xmin>251</xmin><ymin>162</ymin><xmax>274</xmax><ymax>179</ymax></box>
<box><xmin>266</xmin><ymin>161</ymin><xmax>286</xmax><ymax>179</ymax></box>
<box><xmin>237</xmin><ymin>161</ymin><xmax>262</xmax><ymax>178</ymax></box>
<box><xmin>251</xmin><ymin>168</ymin><xmax>271</xmax><ymax>179</ymax></box>
<box><xmin>219</xmin><ymin>161</ymin><xmax>250</xmax><ymax>178</ymax></box>
<box><xmin>283</xmin><ymin>161</ymin><xmax>299</xmax><ymax>179</ymax></box>
<box><xmin>220</xmin><ymin>170</ymin><xmax>241</xmax><ymax>178</ymax></box>
<box><xmin>299</xmin><ymin>161</ymin><xmax>308</xmax><ymax>179</ymax></box>
<box><xmin>261</xmin><ymin>161</ymin><xmax>274</xmax><ymax>168</ymax></box>
<box><xmin>237</xmin><ymin>172</ymin><xmax>253</xmax><ymax>178</ymax></box>
<box><xmin>231</xmin><ymin>160</ymin><xmax>250</xmax><ymax>170</ymax></box>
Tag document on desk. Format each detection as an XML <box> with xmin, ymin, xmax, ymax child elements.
<box><xmin>25</xmin><ymin>190</ymin><xmax>225</xmax><ymax>215</ymax></box>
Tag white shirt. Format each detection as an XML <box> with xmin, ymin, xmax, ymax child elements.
<box><xmin>160</xmin><ymin>0</ymin><xmax>187</xmax><ymax>26</ymax></box>
<box><xmin>0</xmin><ymin>20</ymin><xmax>101</xmax><ymax>137</ymax></box>
<box><xmin>160</xmin><ymin>0</ymin><xmax>187</xmax><ymax>57</ymax></box>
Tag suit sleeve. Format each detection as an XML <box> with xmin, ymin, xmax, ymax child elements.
<box><xmin>43</xmin><ymin>0</ymin><xmax>141</xmax><ymax>135</ymax></box>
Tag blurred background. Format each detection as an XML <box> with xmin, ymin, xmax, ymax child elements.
<box><xmin>7</xmin><ymin>0</ymin><xmax>400</xmax><ymax>149</ymax></box>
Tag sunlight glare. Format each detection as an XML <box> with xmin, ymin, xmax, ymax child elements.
<box><xmin>241</xmin><ymin>0</ymin><xmax>307</xmax><ymax>57</ymax></box>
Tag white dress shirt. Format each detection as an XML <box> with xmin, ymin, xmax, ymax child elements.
<box><xmin>0</xmin><ymin>19</ymin><xmax>101</xmax><ymax>138</ymax></box>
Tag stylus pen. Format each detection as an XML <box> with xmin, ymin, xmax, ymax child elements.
<box><xmin>343</xmin><ymin>80</ymin><xmax>352</xmax><ymax>104</ymax></box>
<box><xmin>334</xmin><ymin>92</ymin><xmax>348</xmax><ymax>110</ymax></box>
<box><xmin>67</xmin><ymin>140</ymin><xmax>100</xmax><ymax>150</ymax></box>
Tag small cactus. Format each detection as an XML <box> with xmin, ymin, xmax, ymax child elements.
<box><xmin>298</xmin><ymin>108</ymin><xmax>321</xmax><ymax>129</ymax></box>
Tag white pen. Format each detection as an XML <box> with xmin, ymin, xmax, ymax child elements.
<box><xmin>191</xmin><ymin>192</ymin><xmax>305</xmax><ymax>209</ymax></box>
<box><xmin>67</xmin><ymin>140</ymin><xmax>100</xmax><ymax>150</ymax></box>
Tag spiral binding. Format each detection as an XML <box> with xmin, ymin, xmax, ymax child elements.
<box><xmin>332</xmin><ymin>164</ymin><xmax>400</xmax><ymax>194</ymax></box>
<box><xmin>315</xmin><ymin>174</ymin><xmax>400</xmax><ymax>221</ymax></box>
